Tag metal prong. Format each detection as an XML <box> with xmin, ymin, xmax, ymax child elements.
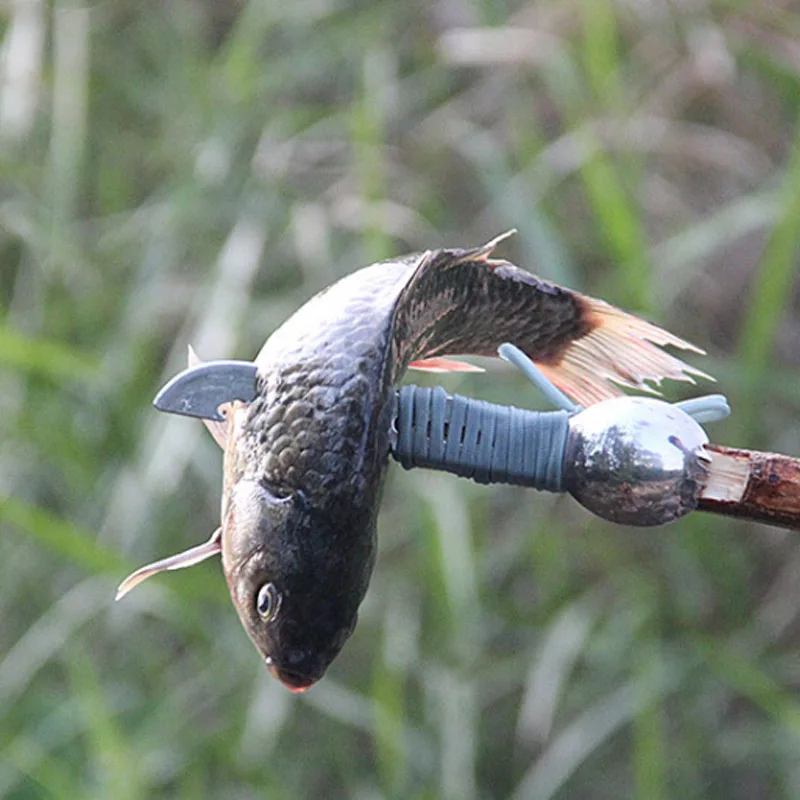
<box><xmin>674</xmin><ymin>394</ymin><xmax>731</xmax><ymax>424</ymax></box>
<box><xmin>153</xmin><ymin>360</ymin><xmax>258</xmax><ymax>421</ymax></box>
<box><xmin>498</xmin><ymin>342</ymin><xmax>579</xmax><ymax>412</ymax></box>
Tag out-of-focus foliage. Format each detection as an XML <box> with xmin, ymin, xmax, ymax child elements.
<box><xmin>1</xmin><ymin>0</ymin><xmax>800</xmax><ymax>798</ymax></box>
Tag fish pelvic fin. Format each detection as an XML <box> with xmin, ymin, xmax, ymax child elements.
<box><xmin>187</xmin><ymin>345</ymin><xmax>232</xmax><ymax>449</ymax></box>
<box><xmin>536</xmin><ymin>296</ymin><xmax>713</xmax><ymax>407</ymax></box>
<box><xmin>409</xmin><ymin>357</ymin><xmax>485</xmax><ymax>373</ymax></box>
<box><xmin>115</xmin><ymin>527</ymin><xmax>222</xmax><ymax>601</ymax></box>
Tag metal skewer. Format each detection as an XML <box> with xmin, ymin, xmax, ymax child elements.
<box><xmin>497</xmin><ymin>343</ymin><xmax>800</xmax><ymax>532</ymax></box>
<box><xmin>151</xmin><ymin>347</ymin><xmax>800</xmax><ymax>532</ymax></box>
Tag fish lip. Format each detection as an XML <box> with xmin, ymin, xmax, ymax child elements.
<box><xmin>266</xmin><ymin>660</ymin><xmax>319</xmax><ymax>693</ymax></box>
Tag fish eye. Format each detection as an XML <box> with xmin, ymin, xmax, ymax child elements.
<box><xmin>256</xmin><ymin>582</ymin><xmax>281</xmax><ymax>622</ymax></box>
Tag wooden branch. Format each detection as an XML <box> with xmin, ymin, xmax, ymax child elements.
<box><xmin>698</xmin><ymin>444</ymin><xmax>800</xmax><ymax>532</ymax></box>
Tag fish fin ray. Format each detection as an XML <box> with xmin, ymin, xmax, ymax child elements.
<box><xmin>187</xmin><ymin>344</ymin><xmax>202</xmax><ymax>368</ymax></box>
<box><xmin>455</xmin><ymin>229</ymin><xmax>518</xmax><ymax>263</ymax></box>
<box><xmin>535</xmin><ymin>297</ymin><xmax>712</xmax><ymax>406</ymax></box>
<box><xmin>187</xmin><ymin>345</ymin><xmax>230</xmax><ymax>448</ymax></box>
<box><xmin>115</xmin><ymin>527</ymin><xmax>222</xmax><ymax>601</ymax></box>
<box><xmin>403</xmin><ymin>230</ymin><xmax>517</xmax><ymax>288</ymax></box>
<box><xmin>203</xmin><ymin>409</ymin><xmax>231</xmax><ymax>449</ymax></box>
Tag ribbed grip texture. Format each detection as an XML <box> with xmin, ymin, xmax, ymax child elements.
<box><xmin>391</xmin><ymin>385</ymin><xmax>568</xmax><ymax>492</ymax></box>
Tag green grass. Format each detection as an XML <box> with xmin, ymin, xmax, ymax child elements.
<box><xmin>2</xmin><ymin>0</ymin><xmax>800</xmax><ymax>797</ymax></box>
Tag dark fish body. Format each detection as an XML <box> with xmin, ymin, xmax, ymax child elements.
<box><xmin>221</xmin><ymin>262</ymin><xmax>408</xmax><ymax>687</ymax></box>
<box><xmin>218</xmin><ymin>237</ymin><xmax>705</xmax><ymax>689</ymax></box>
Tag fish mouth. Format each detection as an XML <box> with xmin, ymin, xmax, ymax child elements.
<box><xmin>267</xmin><ymin>661</ymin><xmax>319</xmax><ymax>693</ymax></box>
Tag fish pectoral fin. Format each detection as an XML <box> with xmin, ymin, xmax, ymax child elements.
<box><xmin>408</xmin><ymin>357</ymin><xmax>485</xmax><ymax>374</ymax></box>
<box><xmin>535</xmin><ymin>296</ymin><xmax>713</xmax><ymax>406</ymax></box>
<box><xmin>187</xmin><ymin>345</ymin><xmax>231</xmax><ymax>448</ymax></box>
<box><xmin>202</xmin><ymin>411</ymin><xmax>231</xmax><ymax>449</ymax></box>
<box><xmin>115</xmin><ymin>527</ymin><xmax>222</xmax><ymax>601</ymax></box>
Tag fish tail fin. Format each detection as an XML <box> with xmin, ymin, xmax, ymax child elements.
<box><xmin>536</xmin><ymin>296</ymin><xmax>712</xmax><ymax>407</ymax></box>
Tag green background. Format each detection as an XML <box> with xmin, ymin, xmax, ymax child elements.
<box><xmin>2</xmin><ymin>1</ymin><xmax>800</xmax><ymax>798</ymax></box>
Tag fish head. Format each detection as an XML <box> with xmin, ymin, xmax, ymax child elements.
<box><xmin>221</xmin><ymin>476</ymin><xmax>367</xmax><ymax>692</ymax></box>
<box><xmin>137</xmin><ymin>356</ymin><xmax>380</xmax><ymax>690</ymax></box>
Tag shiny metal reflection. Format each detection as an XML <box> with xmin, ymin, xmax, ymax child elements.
<box><xmin>565</xmin><ymin>397</ymin><xmax>710</xmax><ymax>526</ymax></box>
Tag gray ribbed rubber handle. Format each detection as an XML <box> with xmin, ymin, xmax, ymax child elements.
<box><xmin>391</xmin><ymin>385</ymin><xmax>569</xmax><ymax>492</ymax></box>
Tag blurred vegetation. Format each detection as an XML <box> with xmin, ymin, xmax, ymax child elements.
<box><xmin>2</xmin><ymin>0</ymin><xmax>800</xmax><ymax>798</ymax></box>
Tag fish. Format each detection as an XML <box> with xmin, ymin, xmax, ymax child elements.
<box><xmin>117</xmin><ymin>231</ymin><xmax>710</xmax><ymax>691</ymax></box>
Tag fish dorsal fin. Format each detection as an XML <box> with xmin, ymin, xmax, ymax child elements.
<box><xmin>461</xmin><ymin>228</ymin><xmax>518</xmax><ymax>262</ymax></box>
<box><xmin>115</xmin><ymin>527</ymin><xmax>222</xmax><ymax>600</ymax></box>
<box><xmin>404</xmin><ymin>229</ymin><xmax>518</xmax><ymax>285</ymax></box>
<box><xmin>187</xmin><ymin>346</ymin><xmax>232</xmax><ymax>448</ymax></box>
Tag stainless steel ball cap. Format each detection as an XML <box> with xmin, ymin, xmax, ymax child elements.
<box><xmin>564</xmin><ymin>397</ymin><xmax>711</xmax><ymax>526</ymax></box>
